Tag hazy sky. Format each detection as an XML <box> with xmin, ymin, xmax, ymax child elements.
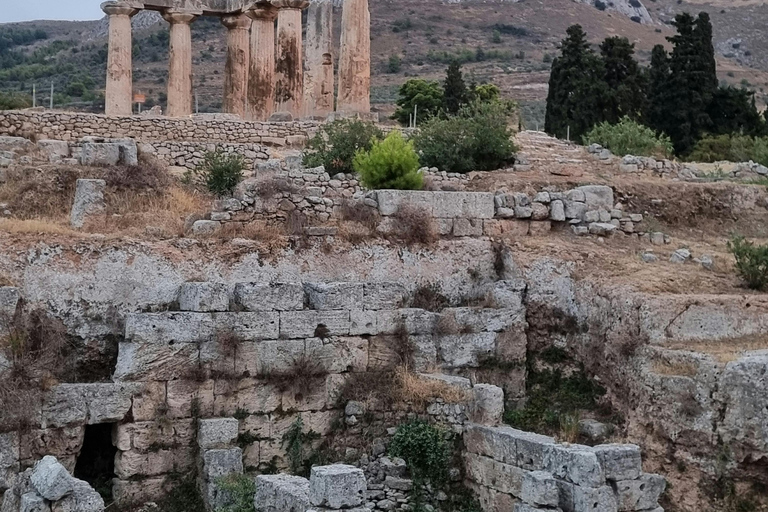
<box><xmin>0</xmin><ymin>1</ymin><xmax>104</xmax><ymax>24</ymax></box>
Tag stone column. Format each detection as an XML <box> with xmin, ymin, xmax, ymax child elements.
<box><xmin>337</xmin><ymin>0</ymin><xmax>371</xmax><ymax>113</ymax></box>
<box><xmin>221</xmin><ymin>13</ymin><xmax>252</xmax><ymax>118</ymax></box>
<box><xmin>102</xmin><ymin>1</ymin><xmax>138</xmax><ymax>116</ymax></box>
<box><xmin>273</xmin><ymin>0</ymin><xmax>310</xmax><ymax>118</ymax></box>
<box><xmin>303</xmin><ymin>0</ymin><xmax>334</xmax><ymax>118</ymax></box>
<box><xmin>246</xmin><ymin>3</ymin><xmax>279</xmax><ymax>121</ymax></box>
<box><xmin>163</xmin><ymin>10</ymin><xmax>197</xmax><ymax>117</ymax></box>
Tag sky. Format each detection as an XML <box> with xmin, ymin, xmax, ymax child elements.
<box><xmin>0</xmin><ymin>1</ymin><xmax>104</xmax><ymax>24</ymax></box>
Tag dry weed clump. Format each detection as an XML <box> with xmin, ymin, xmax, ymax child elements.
<box><xmin>411</xmin><ymin>282</ymin><xmax>451</xmax><ymax>312</ymax></box>
<box><xmin>391</xmin><ymin>205</ymin><xmax>438</xmax><ymax>246</ymax></box>
<box><xmin>665</xmin><ymin>335</ymin><xmax>768</xmax><ymax>364</ymax></box>
<box><xmin>255</xmin><ymin>176</ymin><xmax>298</xmax><ymax>200</ymax></box>
<box><xmin>0</xmin><ymin>274</ymin><xmax>14</xmax><ymax>287</ymax></box>
<box><xmin>260</xmin><ymin>353</ymin><xmax>329</xmax><ymax>400</ymax></box>
<box><xmin>651</xmin><ymin>358</ymin><xmax>699</xmax><ymax>377</ymax></box>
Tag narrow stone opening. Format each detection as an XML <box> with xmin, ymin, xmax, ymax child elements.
<box><xmin>74</xmin><ymin>423</ymin><xmax>117</xmax><ymax>502</ymax></box>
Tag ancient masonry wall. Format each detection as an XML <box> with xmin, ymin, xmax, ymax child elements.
<box><xmin>464</xmin><ymin>424</ymin><xmax>666</xmax><ymax>512</ymax></box>
<box><xmin>0</xmin><ymin>279</ymin><xmax>528</xmax><ymax>506</ymax></box>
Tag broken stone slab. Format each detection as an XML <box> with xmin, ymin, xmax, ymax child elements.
<box><xmin>463</xmin><ymin>424</ymin><xmax>518</xmax><ymax>464</ymax></box>
<box><xmin>198</xmin><ymin>418</ymin><xmax>239</xmax><ymax>449</ymax></box>
<box><xmin>463</xmin><ymin>452</ymin><xmax>525</xmax><ymax>495</ymax></box>
<box><xmin>544</xmin><ymin>444</ymin><xmax>604</xmax><ymax>487</ymax></box>
<box><xmin>571</xmin><ymin>484</ymin><xmax>618</xmax><ymax>512</ymax></box>
<box><xmin>470</xmin><ymin>384</ymin><xmax>504</xmax><ymax>426</ymax></box>
<box><xmin>521</xmin><ymin>470</ymin><xmax>559</xmax><ymax>508</ymax></box>
<box><xmin>37</xmin><ymin>140</ymin><xmax>70</xmax><ymax>162</ymax></box>
<box><xmin>30</xmin><ymin>456</ymin><xmax>75</xmax><ymax>501</ymax></box>
<box><xmin>178</xmin><ymin>282</ymin><xmax>229</xmax><ymax>312</ymax></box>
<box><xmin>201</xmin><ymin>448</ymin><xmax>243</xmax><ymax>482</ymax></box>
<box><xmin>233</xmin><ymin>282</ymin><xmax>305</xmax><ymax>311</ymax></box>
<box><xmin>80</xmin><ymin>142</ymin><xmax>121</xmax><ymax>166</ymax></box>
<box><xmin>50</xmin><ymin>478</ymin><xmax>105</xmax><ymax>512</ymax></box>
<box><xmin>614</xmin><ymin>473</ymin><xmax>666</xmax><ymax>511</ymax></box>
<box><xmin>437</xmin><ymin>333</ymin><xmax>496</xmax><ymax>368</ymax></box>
<box><xmin>254</xmin><ymin>474</ymin><xmax>310</xmax><ymax>512</ymax></box>
<box><xmin>309</xmin><ymin>464</ymin><xmax>366</xmax><ymax>508</ymax></box>
<box><xmin>191</xmin><ymin>220</ymin><xmax>222</xmax><ymax>235</ymax></box>
<box><xmin>593</xmin><ymin>444</ymin><xmax>642</xmax><ymax>481</ymax></box>
<box><xmin>305</xmin><ymin>282</ymin><xmax>364</xmax><ymax>310</ymax></box>
<box><xmin>578</xmin><ymin>419</ymin><xmax>611</xmax><ymax>442</ymax></box>
<box><xmin>670</xmin><ymin>248</ymin><xmax>691</xmax><ymax>264</ymax></box>
<box><xmin>70</xmin><ymin>179</ymin><xmax>105</xmax><ymax>229</ymax></box>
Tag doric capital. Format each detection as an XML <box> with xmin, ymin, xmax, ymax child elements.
<box><xmin>162</xmin><ymin>10</ymin><xmax>198</xmax><ymax>24</ymax></box>
<box><xmin>221</xmin><ymin>13</ymin><xmax>252</xmax><ymax>30</ymax></box>
<box><xmin>246</xmin><ymin>2</ymin><xmax>279</xmax><ymax>21</ymax></box>
<box><xmin>101</xmin><ymin>1</ymin><xmax>139</xmax><ymax>17</ymax></box>
<box><xmin>271</xmin><ymin>0</ymin><xmax>310</xmax><ymax>11</ymax></box>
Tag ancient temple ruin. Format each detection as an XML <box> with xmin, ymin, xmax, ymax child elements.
<box><xmin>101</xmin><ymin>0</ymin><xmax>370</xmax><ymax>120</ymax></box>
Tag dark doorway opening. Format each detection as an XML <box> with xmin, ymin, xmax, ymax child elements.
<box><xmin>74</xmin><ymin>423</ymin><xmax>117</xmax><ymax>502</ymax></box>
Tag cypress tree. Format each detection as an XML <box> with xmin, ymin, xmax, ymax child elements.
<box><xmin>708</xmin><ymin>87</ymin><xmax>766</xmax><ymax>137</ymax></box>
<box><xmin>443</xmin><ymin>60</ymin><xmax>468</xmax><ymax>115</ymax></box>
<box><xmin>545</xmin><ymin>25</ymin><xmax>609</xmax><ymax>140</ymax></box>
<box><xmin>600</xmin><ymin>36</ymin><xmax>647</xmax><ymax>123</ymax></box>
<box><xmin>646</xmin><ymin>44</ymin><xmax>672</xmax><ymax>139</ymax></box>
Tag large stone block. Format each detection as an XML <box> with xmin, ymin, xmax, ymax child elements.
<box><xmin>309</xmin><ymin>464</ymin><xmax>366</xmax><ymax>508</ymax></box>
<box><xmin>70</xmin><ymin>179</ymin><xmax>105</xmax><ymax>229</ymax></box>
<box><xmin>114</xmin><ymin>448</ymin><xmax>194</xmax><ymax>479</ymax></box>
<box><xmin>467</xmin><ymin>481</ymin><xmax>517</xmax><ymax>512</ymax></box>
<box><xmin>198</xmin><ymin>418</ymin><xmax>239</xmax><ymax>449</ymax></box>
<box><xmin>470</xmin><ymin>384</ymin><xmax>505</xmax><ymax>426</ymax></box>
<box><xmin>545</xmin><ymin>445</ymin><xmax>604</xmax><ymax>488</ymax></box>
<box><xmin>432</xmin><ymin>192</ymin><xmax>495</xmax><ymax>219</ymax></box>
<box><xmin>363</xmin><ymin>282</ymin><xmax>408</xmax><ymax>310</ymax></box>
<box><xmin>212</xmin><ymin>379</ymin><xmax>281</xmax><ymax>416</ymax></box>
<box><xmin>463</xmin><ymin>424</ymin><xmax>517</xmax><ymax>464</ymax></box>
<box><xmin>437</xmin><ymin>333</ymin><xmax>496</xmax><ymax>368</ymax></box>
<box><xmin>511</xmin><ymin>429</ymin><xmax>556</xmax><ymax>471</ymax></box>
<box><xmin>254</xmin><ymin>474</ymin><xmax>310</xmax><ymax>512</ymax></box>
<box><xmin>30</xmin><ymin>456</ymin><xmax>74</xmax><ymax>501</ymax></box>
<box><xmin>463</xmin><ymin>452</ymin><xmax>525</xmax><ymax>496</ymax></box>
<box><xmin>20</xmin><ymin>492</ymin><xmax>49</xmax><ymax>512</ymax></box>
<box><xmin>125</xmin><ymin>312</ymin><xmax>215</xmax><ymax>344</ymax></box>
<box><xmin>486</xmin><ymin>280</ymin><xmax>526</xmax><ymax>310</ymax></box>
<box><xmin>201</xmin><ymin>448</ymin><xmax>243</xmax><ymax>481</ymax></box>
<box><xmin>279</xmin><ymin>310</ymin><xmax>350</xmax><ymax>338</ymax></box>
<box><xmin>571</xmin><ymin>485</ymin><xmax>618</xmax><ymax>512</ymax></box>
<box><xmin>233</xmin><ymin>283</ymin><xmax>305</xmax><ymax>311</ymax></box>
<box><xmin>80</xmin><ymin>143</ymin><xmax>120</xmax><ymax>166</ymax></box>
<box><xmin>376</xmin><ymin>309</ymin><xmax>438</xmax><ymax>335</ymax></box>
<box><xmin>575</xmin><ymin>185</ymin><xmax>614</xmax><ymax>211</ymax></box>
<box><xmin>521</xmin><ymin>471</ymin><xmax>559</xmax><ymax>507</ymax></box>
<box><xmin>178</xmin><ymin>282</ymin><xmax>229</xmax><ymax>312</ymax></box>
<box><xmin>214</xmin><ymin>312</ymin><xmax>281</xmax><ymax>341</ymax></box>
<box><xmin>37</xmin><ymin>140</ymin><xmax>70</xmax><ymax>162</ymax></box>
<box><xmin>446</xmin><ymin>308</ymin><xmax>524</xmax><ymax>333</ymax></box>
<box><xmin>350</xmin><ymin>310</ymin><xmax>377</xmax><ymax>335</ymax></box>
<box><xmin>113</xmin><ymin>341</ymin><xmax>199</xmax><ymax>382</ymax></box>
<box><xmin>593</xmin><ymin>444</ymin><xmax>642</xmax><ymax>481</ymax></box>
<box><xmin>376</xmin><ymin>190</ymin><xmax>435</xmax><ymax>216</ymax></box>
<box><xmin>51</xmin><ymin>478</ymin><xmax>105</xmax><ymax>512</ymax></box>
<box><xmin>614</xmin><ymin>473</ymin><xmax>665</xmax><ymax>511</ymax></box>
<box><xmin>305</xmin><ymin>282</ymin><xmax>364</xmax><ymax>310</ymax></box>
<box><xmin>307</xmin><ymin>337</ymin><xmax>368</xmax><ymax>374</ymax></box>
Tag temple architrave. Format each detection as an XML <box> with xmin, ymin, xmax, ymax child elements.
<box><xmin>100</xmin><ymin>0</ymin><xmax>371</xmax><ymax>120</ymax></box>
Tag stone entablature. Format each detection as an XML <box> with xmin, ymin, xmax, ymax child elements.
<box><xmin>0</xmin><ymin>111</ymin><xmax>319</xmax><ymax>146</ymax></box>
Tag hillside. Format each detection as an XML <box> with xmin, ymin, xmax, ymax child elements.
<box><xmin>2</xmin><ymin>0</ymin><xmax>768</xmax><ymax>126</ymax></box>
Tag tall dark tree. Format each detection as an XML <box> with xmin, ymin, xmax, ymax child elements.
<box><xmin>443</xmin><ymin>61</ymin><xmax>468</xmax><ymax>115</ymax></box>
<box><xmin>600</xmin><ymin>36</ymin><xmax>647</xmax><ymax>123</ymax></box>
<box><xmin>545</xmin><ymin>25</ymin><xmax>609</xmax><ymax>140</ymax></box>
<box><xmin>708</xmin><ymin>87</ymin><xmax>766</xmax><ymax>137</ymax></box>
<box><xmin>646</xmin><ymin>44</ymin><xmax>673</xmax><ymax>139</ymax></box>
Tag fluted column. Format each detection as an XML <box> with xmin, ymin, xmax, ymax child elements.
<box><xmin>221</xmin><ymin>13</ymin><xmax>252</xmax><ymax>118</ymax></box>
<box><xmin>273</xmin><ymin>0</ymin><xmax>310</xmax><ymax>118</ymax></box>
<box><xmin>303</xmin><ymin>0</ymin><xmax>334</xmax><ymax>118</ymax></box>
<box><xmin>102</xmin><ymin>1</ymin><xmax>138</xmax><ymax>116</ymax></box>
<box><xmin>337</xmin><ymin>0</ymin><xmax>371</xmax><ymax>113</ymax></box>
<box><xmin>163</xmin><ymin>10</ymin><xmax>197</xmax><ymax>117</ymax></box>
<box><xmin>246</xmin><ymin>3</ymin><xmax>278</xmax><ymax>121</ymax></box>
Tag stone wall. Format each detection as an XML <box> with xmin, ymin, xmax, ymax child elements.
<box><xmin>0</xmin><ymin>111</ymin><xmax>319</xmax><ymax>147</ymax></box>
<box><xmin>463</xmin><ymin>423</ymin><xmax>666</xmax><ymax>512</ymax></box>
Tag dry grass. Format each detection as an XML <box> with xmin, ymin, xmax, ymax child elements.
<box><xmin>411</xmin><ymin>282</ymin><xmax>451</xmax><ymax>312</ymax></box>
<box><xmin>665</xmin><ymin>334</ymin><xmax>768</xmax><ymax>364</ymax></box>
<box><xmin>260</xmin><ymin>353</ymin><xmax>329</xmax><ymax>400</ymax></box>
<box><xmin>0</xmin><ymin>275</ymin><xmax>14</xmax><ymax>287</ymax></box>
<box><xmin>0</xmin><ymin>218</ymin><xmax>78</xmax><ymax>235</ymax></box>
<box><xmin>651</xmin><ymin>359</ymin><xmax>699</xmax><ymax>377</ymax></box>
<box><xmin>391</xmin><ymin>204</ymin><xmax>438</xmax><ymax>246</ymax></box>
<box><xmin>396</xmin><ymin>367</ymin><xmax>470</xmax><ymax>407</ymax></box>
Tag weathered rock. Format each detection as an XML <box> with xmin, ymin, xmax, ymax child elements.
<box><xmin>234</xmin><ymin>282</ymin><xmax>305</xmax><ymax>311</ymax></box>
<box><xmin>593</xmin><ymin>444</ymin><xmax>642</xmax><ymax>481</ymax></box>
<box><xmin>305</xmin><ymin>282</ymin><xmax>363</xmax><ymax>310</ymax></box>
<box><xmin>30</xmin><ymin>456</ymin><xmax>74</xmax><ymax>501</ymax></box>
<box><xmin>670</xmin><ymin>248</ymin><xmax>691</xmax><ymax>263</ymax></box>
<box><xmin>198</xmin><ymin>418</ymin><xmax>239</xmax><ymax>449</ymax></box>
<box><xmin>80</xmin><ymin>143</ymin><xmax>120</xmax><ymax>166</ymax></box>
<box><xmin>37</xmin><ymin>140</ymin><xmax>70</xmax><ymax>162</ymax></box>
<box><xmin>470</xmin><ymin>384</ymin><xmax>504</xmax><ymax>426</ymax></box>
<box><xmin>521</xmin><ymin>471</ymin><xmax>559</xmax><ymax>507</ymax></box>
<box><xmin>191</xmin><ymin>220</ymin><xmax>222</xmax><ymax>235</ymax></box>
<box><xmin>70</xmin><ymin>179</ymin><xmax>105</xmax><ymax>229</ymax></box>
<box><xmin>614</xmin><ymin>473</ymin><xmax>666</xmax><ymax>511</ymax></box>
<box><xmin>254</xmin><ymin>474</ymin><xmax>310</xmax><ymax>512</ymax></box>
<box><xmin>19</xmin><ymin>492</ymin><xmax>49</xmax><ymax>512</ymax></box>
<box><xmin>178</xmin><ymin>282</ymin><xmax>229</xmax><ymax>312</ymax></box>
<box><xmin>309</xmin><ymin>464</ymin><xmax>366</xmax><ymax>508</ymax></box>
<box><xmin>51</xmin><ymin>479</ymin><xmax>105</xmax><ymax>512</ymax></box>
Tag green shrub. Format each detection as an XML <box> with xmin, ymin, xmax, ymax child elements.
<box><xmin>186</xmin><ymin>150</ymin><xmax>244</xmax><ymax>196</ymax></box>
<box><xmin>388</xmin><ymin>420</ymin><xmax>451</xmax><ymax>485</ymax></box>
<box><xmin>215</xmin><ymin>474</ymin><xmax>256</xmax><ymax>512</ymax></box>
<box><xmin>414</xmin><ymin>101</ymin><xmax>516</xmax><ymax>173</ymax></box>
<box><xmin>393</xmin><ymin>79</ymin><xmax>444</xmax><ymax>126</ymax></box>
<box><xmin>353</xmin><ymin>131</ymin><xmax>422</xmax><ymax>190</ymax></box>
<box><xmin>727</xmin><ymin>235</ymin><xmax>768</xmax><ymax>290</ymax></box>
<box><xmin>687</xmin><ymin>134</ymin><xmax>753</xmax><ymax>163</ymax></box>
<box><xmin>0</xmin><ymin>91</ymin><xmax>31</xmax><ymax>110</ymax></box>
<box><xmin>303</xmin><ymin>119</ymin><xmax>383</xmax><ymax>175</ymax></box>
<box><xmin>583</xmin><ymin>117</ymin><xmax>673</xmax><ymax>158</ymax></box>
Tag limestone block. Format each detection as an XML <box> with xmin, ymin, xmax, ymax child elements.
<box><xmin>571</xmin><ymin>485</ymin><xmax>618</xmax><ymax>512</ymax></box>
<box><xmin>588</xmin><ymin>223</ymin><xmax>617</xmax><ymax>236</ymax></box>
<box><xmin>202</xmin><ymin>448</ymin><xmax>243</xmax><ymax>481</ymax></box>
<box><xmin>376</xmin><ymin>309</ymin><xmax>438</xmax><ymax>335</ymax></box>
<box><xmin>614</xmin><ymin>473</ymin><xmax>665</xmax><ymax>511</ymax></box>
<box><xmin>237</xmin><ymin>339</ymin><xmax>305</xmax><ymax>376</ymax></box>
<box><xmin>376</xmin><ymin>190</ymin><xmax>434</xmax><ymax>216</ymax></box>
<box><xmin>363</xmin><ymin>282</ymin><xmax>408</xmax><ymax>310</ymax></box>
<box><xmin>178</xmin><ymin>282</ymin><xmax>229</xmax><ymax>312</ymax></box>
<box><xmin>124</xmin><ymin>312</ymin><xmax>214</xmax><ymax>344</ymax></box>
<box><xmin>307</xmin><ymin>337</ymin><xmax>368</xmax><ymax>374</ymax></box>
<box><xmin>213</xmin><ymin>379</ymin><xmax>281</xmax><ymax>416</ymax></box>
<box><xmin>463</xmin><ymin>424</ymin><xmax>517</xmax><ymax>463</ymax></box>
<box><xmin>350</xmin><ymin>309</ymin><xmax>377</xmax><ymax>335</ymax></box>
<box><xmin>576</xmin><ymin>185</ymin><xmax>614</xmax><ymax>211</ymax></box>
<box><xmin>486</xmin><ymin>280</ymin><xmax>526</xmax><ymax>311</ymax></box>
<box><xmin>521</xmin><ymin>470</ymin><xmax>559</xmax><ymax>507</ymax></box>
<box><xmin>214</xmin><ymin>312</ymin><xmax>281</xmax><ymax>341</ymax></box>
<box><xmin>80</xmin><ymin>143</ymin><xmax>120</xmax><ymax>166</ymax></box>
<box><xmin>564</xmin><ymin>201</ymin><xmax>586</xmax><ymax>221</ymax></box>
<box><xmin>419</xmin><ymin>373</ymin><xmax>471</xmax><ymax>389</ymax></box>
<box><xmin>114</xmin><ymin>448</ymin><xmax>194</xmax><ymax>479</ymax></box>
<box><xmin>432</xmin><ymin>192</ymin><xmax>495</xmax><ymax>219</ymax></box>
<box><xmin>470</xmin><ymin>384</ymin><xmax>504</xmax><ymax>426</ymax></box>
<box><xmin>453</xmin><ymin>218</ymin><xmax>483</xmax><ymax>237</ymax></box>
<box><xmin>549</xmin><ymin>200</ymin><xmax>566</xmax><ymax>222</ymax></box>
<box><xmin>279</xmin><ymin>310</ymin><xmax>350</xmax><ymax>338</ymax></box>
<box><xmin>309</xmin><ymin>464</ymin><xmax>366</xmax><ymax>508</ymax></box>
<box><xmin>544</xmin><ymin>444</ymin><xmax>604</xmax><ymax>487</ymax></box>
<box><xmin>37</xmin><ymin>140</ymin><xmax>70</xmax><ymax>162</ymax></box>
<box><xmin>19</xmin><ymin>492</ymin><xmax>49</xmax><ymax>512</ymax></box>
<box><xmin>70</xmin><ymin>179</ymin><xmax>105</xmax><ymax>228</ymax></box>
<box><xmin>51</xmin><ymin>478</ymin><xmax>105</xmax><ymax>512</ymax></box>
<box><xmin>437</xmin><ymin>333</ymin><xmax>496</xmax><ymax>368</ymax></box>
<box><xmin>463</xmin><ymin>452</ymin><xmax>524</xmax><ymax>495</ymax></box>
<box><xmin>113</xmin><ymin>138</ymin><xmax>138</xmax><ymax>166</ymax></box>
<box><xmin>233</xmin><ymin>283</ymin><xmax>305</xmax><ymax>311</ymax></box>
<box><xmin>467</xmin><ymin>481</ymin><xmax>517</xmax><ymax>512</ymax></box>
<box><xmin>111</xmin><ymin>476</ymin><xmax>169</xmax><ymax>504</ymax></box>
<box><xmin>512</xmin><ymin>429</ymin><xmax>556</xmax><ymax>471</ymax></box>
<box><xmin>30</xmin><ymin>456</ymin><xmax>74</xmax><ymax>501</ymax></box>
<box><xmin>167</xmin><ymin>380</ymin><xmax>214</xmax><ymax>419</ymax></box>
<box><xmin>254</xmin><ymin>474</ymin><xmax>310</xmax><ymax>512</ymax></box>
<box><xmin>593</xmin><ymin>444</ymin><xmax>642</xmax><ymax>481</ymax></box>
<box><xmin>305</xmin><ymin>282</ymin><xmax>364</xmax><ymax>310</ymax></box>
<box><xmin>447</xmin><ymin>307</ymin><xmax>524</xmax><ymax>333</ymax></box>
<box><xmin>192</xmin><ymin>220</ymin><xmax>222</xmax><ymax>235</ymax></box>
<box><xmin>198</xmin><ymin>418</ymin><xmax>239</xmax><ymax>449</ymax></box>
<box><xmin>531</xmin><ymin>203</ymin><xmax>550</xmax><ymax>221</ymax></box>
<box><xmin>0</xmin><ymin>432</ymin><xmax>19</xmax><ymax>469</ymax></box>
<box><xmin>0</xmin><ymin>287</ymin><xmax>19</xmax><ymax>322</ymax></box>
<box><xmin>112</xmin><ymin>341</ymin><xmax>200</xmax><ymax>381</ymax></box>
